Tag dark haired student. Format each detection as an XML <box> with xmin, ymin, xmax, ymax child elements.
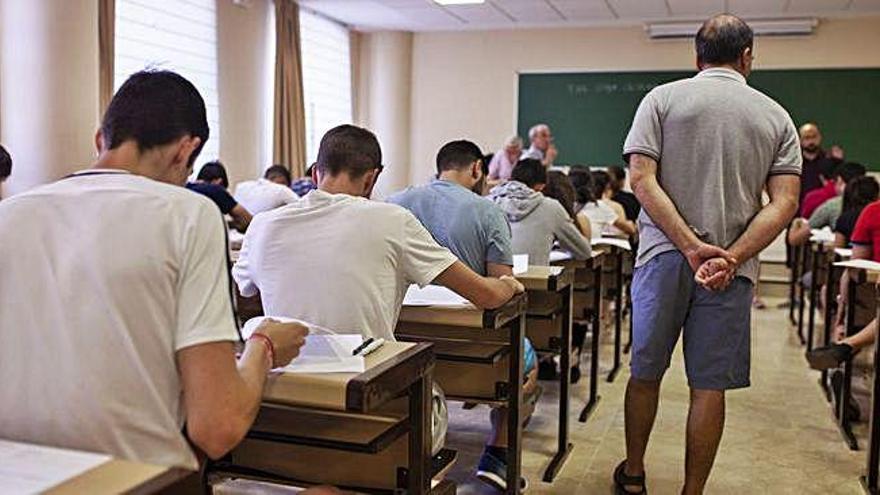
<box><xmin>389</xmin><ymin>140</ymin><xmax>539</xmax><ymax>490</ymax></box>
<box><xmin>0</xmin><ymin>71</ymin><xmax>328</xmax><ymax>488</ymax></box>
<box><xmin>0</xmin><ymin>144</ymin><xmax>11</xmax><ymax>199</ymax></box>
<box><xmin>187</xmin><ymin>159</ymin><xmax>253</xmax><ymax>231</ymax></box>
<box><xmin>617</xmin><ymin>14</ymin><xmax>800</xmax><ymax>494</ymax></box>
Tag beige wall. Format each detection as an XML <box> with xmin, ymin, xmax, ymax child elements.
<box><xmin>406</xmin><ymin>16</ymin><xmax>880</xmax><ymax>185</ymax></box>
<box><xmin>0</xmin><ymin>0</ymin><xmax>100</xmax><ymax>196</ymax></box>
<box><xmin>217</xmin><ymin>0</ymin><xmax>274</xmax><ymax>189</ymax></box>
<box><xmin>355</xmin><ymin>31</ymin><xmax>413</xmax><ymax>199</ymax></box>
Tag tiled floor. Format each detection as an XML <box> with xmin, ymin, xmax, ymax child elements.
<box><xmin>444</xmin><ymin>298</ymin><xmax>867</xmax><ymax>494</ymax></box>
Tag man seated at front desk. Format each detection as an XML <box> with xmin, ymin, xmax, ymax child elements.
<box><xmin>388</xmin><ymin>139</ymin><xmax>539</xmax><ymax>491</ymax></box>
<box><xmin>232</xmin><ymin>125</ymin><xmax>528</xmax><ymax>491</ymax></box>
<box><xmin>0</xmin><ymin>70</ymin><xmax>340</xmax><ymax>494</ymax></box>
<box><xmin>489</xmin><ymin>158</ymin><xmax>592</xmax><ymax>265</ymax></box>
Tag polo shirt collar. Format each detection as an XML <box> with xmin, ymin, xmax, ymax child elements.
<box><xmin>696</xmin><ymin>67</ymin><xmax>747</xmax><ymax>85</ymax></box>
<box><xmin>432</xmin><ymin>178</ymin><xmax>468</xmax><ymax>191</ymax></box>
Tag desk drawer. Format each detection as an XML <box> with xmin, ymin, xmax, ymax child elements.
<box><xmin>526</xmin><ymin>314</ymin><xmax>563</xmax><ymax>352</ymax></box>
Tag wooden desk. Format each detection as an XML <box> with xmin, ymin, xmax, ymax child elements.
<box><xmin>837</xmin><ymin>265</ymin><xmax>880</xmax><ymax>451</ymax></box>
<box><xmin>397</xmin><ymin>294</ymin><xmax>527</xmax><ymax>494</ymax></box>
<box><xmin>862</xmin><ymin>282</ymin><xmax>880</xmax><ymax>494</ymax></box>
<box><xmin>214</xmin><ymin>341</ymin><xmax>442</xmax><ymax>494</ymax></box>
<box><xmin>600</xmin><ymin>244</ymin><xmax>627</xmax><ymax>383</ymax></box>
<box><xmin>0</xmin><ymin>440</ymin><xmax>191</xmax><ymax>495</ymax></box>
<box><xmin>49</xmin><ymin>459</ymin><xmax>191</xmax><ymax>495</ymax></box>
<box><xmin>516</xmin><ymin>265</ymin><xmax>574</xmax><ymax>482</ymax></box>
<box><xmin>790</xmin><ymin>241</ymin><xmax>806</xmax><ymax>332</ymax></box>
<box><xmin>805</xmin><ymin>240</ymin><xmax>834</xmax><ymax>352</ymax></box>
<box><xmin>552</xmin><ymin>249</ymin><xmax>606</xmax><ymax>423</ymax></box>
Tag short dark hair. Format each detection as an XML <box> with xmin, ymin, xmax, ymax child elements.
<box><xmin>836</xmin><ymin>162</ymin><xmax>867</xmax><ymax>184</ymax></box>
<box><xmin>843</xmin><ymin>176</ymin><xmax>879</xmax><ymax>213</ymax></box>
<box><xmin>0</xmin><ymin>144</ymin><xmax>11</xmax><ymax>179</ymax></box>
<box><xmin>695</xmin><ymin>14</ymin><xmax>754</xmax><ymax>66</ymax></box>
<box><xmin>511</xmin><ymin>159</ymin><xmax>546</xmax><ymax>188</ymax></box>
<box><xmin>197</xmin><ymin>160</ymin><xmax>229</xmax><ymax>188</ymax></box>
<box><xmin>436</xmin><ymin>140</ymin><xmax>483</xmax><ymax>174</ymax></box>
<box><xmin>264</xmin><ymin>164</ymin><xmax>292</xmax><ymax>186</ymax></box>
<box><xmin>569</xmin><ymin>169</ymin><xmax>596</xmax><ymax>205</ymax></box>
<box><xmin>101</xmin><ymin>70</ymin><xmax>209</xmax><ymax>165</ymax></box>
<box><xmin>316</xmin><ymin>125</ymin><xmax>382</xmax><ymax>179</ymax></box>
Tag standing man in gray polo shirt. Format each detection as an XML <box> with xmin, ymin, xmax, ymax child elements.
<box><xmin>613</xmin><ymin>14</ymin><xmax>801</xmax><ymax>495</ymax></box>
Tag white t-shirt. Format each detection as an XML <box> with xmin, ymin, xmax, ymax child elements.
<box><xmin>578</xmin><ymin>200</ymin><xmax>619</xmax><ymax>238</ymax></box>
<box><xmin>0</xmin><ymin>170</ymin><xmax>239</xmax><ymax>470</ymax></box>
<box><xmin>233</xmin><ymin>190</ymin><xmax>458</xmax><ymax>340</ymax></box>
<box><xmin>233</xmin><ymin>178</ymin><xmax>299</xmax><ymax>215</ymax></box>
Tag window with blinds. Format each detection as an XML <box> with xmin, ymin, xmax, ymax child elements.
<box><xmin>299</xmin><ymin>10</ymin><xmax>353</xmax><ymax>164</ymax></box>
<box><xmin>114</xmin><ymin>0</ymin><xmax>220</xmax><ymax>168</ymax></box>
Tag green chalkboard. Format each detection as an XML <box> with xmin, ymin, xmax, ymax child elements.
<box><xmin>517</xmin><ymin>68</ymin><xmax>880</xmax><ymax>169</ymax></box>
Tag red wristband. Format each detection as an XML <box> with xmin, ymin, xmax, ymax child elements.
<box><xmin>249</xmin><ymin>332</ymin><xmax>275</xmax><ymax>369</ymax></box>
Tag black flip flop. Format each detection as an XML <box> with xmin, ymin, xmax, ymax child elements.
<box><xmin>614</xmin><ymin>460</ymin><xmax>647</xmax><ymax>495</ymax></box>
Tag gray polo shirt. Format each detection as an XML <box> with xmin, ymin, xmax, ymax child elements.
<box><xmin>388</xmin><ymin>179</ymin><xmax>513</xmax><ymax>275</ymax></box>
<box><xmin>623</xmin><ymin>67</ymin><xmax>802</xmax><ymax>283</ymax></box>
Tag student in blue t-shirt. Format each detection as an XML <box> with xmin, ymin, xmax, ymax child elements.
<box><xmin>186</xmin><ymin>160</ymin><xmax>252</xmax><ymax>232</ymax></box>
<box><xmin>389</xmin><ymin>140</ymin><xmax>538</xmax><ymax>492</ymax></box>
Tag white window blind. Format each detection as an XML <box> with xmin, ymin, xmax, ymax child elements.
<box><xmin>300</xmin><ymin>10</ymin><xmax>353</xmax><ymax>164</ymax></box>
<box><xmin>114</xmin><ymin>0</ymin><xmax>220</xmax><ymax>168</ymax></box>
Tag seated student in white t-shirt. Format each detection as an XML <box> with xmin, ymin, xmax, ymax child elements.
<box><xmin>0</xmin><ymin>71</ymin><xmax>334</xmax><ymax>490</ymax></box>
<box><xmin>234</xmin><ymin>164</ymin><xmax>299</xmax><ymax>215</ymax></box>
<box><xmin>233</xmin><ymin>125</ymin><xmax>526</xmax><ymax>491</ymax></box>
<box><xmin>233</xmin><ymin>124</ymin><xmax>524</xmax><ymax>341</ymax></box>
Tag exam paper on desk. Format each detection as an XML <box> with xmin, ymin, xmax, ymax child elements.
<box><xmin>591</xmin><ymin>237</ymin><xmax>631</xmax><ymax>251</ymax></box>
<box><xmin>243</xmin><ymin>317</ymin><xmax>366</xmax><ymax>373</ymax></box>
<box><xmin>0</xmin><ymin>439</ymin><xmax>111</xmax><ymax>494</ymax></box>
<box><xmin>403</xmin><ymin>284</ymin><xmax>470</xmax><ymax>307</ymax></box>
<box><xmin>810</xmin><ymin>227</ymin><xmax>835</xmax><ymax>244</ymax></box>
<box><xmin>833</xmin><ymin>259</ymin><xmax>880</xmax><ymax>272</ymax></box>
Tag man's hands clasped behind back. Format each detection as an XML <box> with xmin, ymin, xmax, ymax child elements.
<box><xmin>685</xmin><ymin>241</ymin><xmax>738</xmax><ymax>292</ymax></box>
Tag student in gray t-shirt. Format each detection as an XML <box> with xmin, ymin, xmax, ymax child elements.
<box><xmin>489</xmin><ymin>159</ymin><xmax>592</xmax><ymax>266</ymax></box>
<box><xmin>613</xmin><ymin>15</ymin><xmax>801</xmax><ymax>495</ymax></box>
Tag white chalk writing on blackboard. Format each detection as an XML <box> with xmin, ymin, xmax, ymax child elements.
<box><xmin>567</xmin><ymin>82</ymin><xmax>660</xmax><ymax>96</ymax></box>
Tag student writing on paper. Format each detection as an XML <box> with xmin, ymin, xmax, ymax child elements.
<box><xmin>808</xmin><ymin>196</ymin><xmax>880</xmax><ymax>387</ymax></box>
<box><xmin>787</xmin><ymin>161</ymin><xmax>866</xmax><ymax>246</ymax></box>
<box><xmin>232</xmin><ymin>124</ymin><xmax>525</xmax><ymax>343</ymax></box>
<box><xmin>187</xmin><ymin>160</ymin><xmax>253</xmax><ymax>232</ymax></box>
<box><xmin>234</xmin><ymin>164</ymin><xmax>299</xmax><ymax>215</ymax></box>
<box><xmin>0</xmin><ymin>71</ymin><xmax>315</xmax><ymax>474</ymax></box>
<box><xmin>388</xmin><ymin>139</ymin><xmax>539</xmax><ymax>491</ymax></box>
<box><xmin>489</xmin><ymin>158</ymin><xmax>591</xmax><ymax>265</ymax></box>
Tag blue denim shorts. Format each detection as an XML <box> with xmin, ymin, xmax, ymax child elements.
<box><xmin>630</xmin><ymin>251</ymin><xmax>753</xmax><ymax>390</ymax></box>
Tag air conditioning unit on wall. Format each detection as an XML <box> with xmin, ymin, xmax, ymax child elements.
<box><xmin>646</xmin><ymin>18</ymin><xmax>819</xmax><ymax>39</ymax></box>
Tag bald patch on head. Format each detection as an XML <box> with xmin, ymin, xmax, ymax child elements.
<box><xmin>799</xmin><ymin>123</ymin><xmax>819</xmax><ymax>135</ymax></box>
<box><xmin>701</xmin><ymin>13</ymin><xmax>747</xmax><ymax>35</ymax></box>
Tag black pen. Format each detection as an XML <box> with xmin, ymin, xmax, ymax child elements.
<box><xmin>351</xmin><ymin>337</ymin><xmax>374</xmax><ymax>356</ymax></box>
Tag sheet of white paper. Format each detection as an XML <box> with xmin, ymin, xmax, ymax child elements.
<box><xmin>513</xmin><ymin>254</ymin><xmax>529</xmax><ymax>274</ymax></box>
<box><xmin>836</xmin><ymin>248</ymin><xmax>853</xmax><ymax>259</ymax></box>
<box><xmin>549</xmin><ymin>250</ymin><xmax>573</xmax><ymax>263</ymax></box>
<box><xmin>834</xmin><ymin>259</ymin><xmax>880</xmax><ymax>272</ymax></box>
<box><xmin>591</xmin><ymin>237</ymin><xmax>632</xmax><ymax>251</ymax></box>
<box><xmin>280</xmin><ymin>334</ymin><xmax>366</xmax><ymax>374</ymax></box>
<box><xmin>810</xmin><ymin>227</ymin><xmax>835</xmax><ymax>243</ymax></box>
<box><xmin>403</xmin><ymin>285</ymin><xmax>470</xmax><ymax>307</ymax></box>
<box><xmin>243</xmin><ymin>317</ymin><xmax>366</xmax><ymax>373</ymax></box>
<box><xmin>0</xmin><ymin>439</ymin><xmax>112</xmax><ymax>494</ymax></box>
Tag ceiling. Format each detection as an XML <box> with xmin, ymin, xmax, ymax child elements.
<box><xmin>297</xmin><ymin>0</ymin><xmax>880</xmax><ymax>31</ymax></box>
